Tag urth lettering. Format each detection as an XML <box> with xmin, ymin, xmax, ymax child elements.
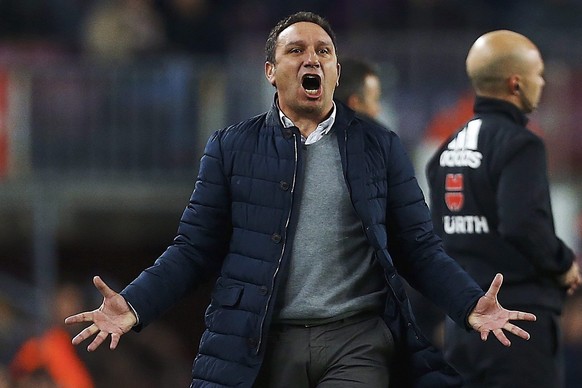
<box><xmin>439</xmin><ymin>150</ymin><xmax>482</xmax><ymax>168</ymax></box>
<box><xmin>443</xmin><ymin>215</ymin><xmax>489</xmax><ymax>234</ymax></box>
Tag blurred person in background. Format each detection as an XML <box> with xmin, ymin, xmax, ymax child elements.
<box><xmin>333</xmin><ymin>57</ymin><xmax>382</xmax><ymax>121</ymax></box>
<box><xmin>81</xmin><ymin>0</ymin><xmax>166</xmax><ymax>63</ymax></box>
<box><xmin>427</xmin><ymin>30</ymin><xmax>582</xmax><ymax>387</ymax></box>
<box><xmin>11</xmin><ymin>368</ymin><xmax>58</xmax><ymax>388</ymax></box>
<box><xmin>9</xmin><ymin>283</ymin><xmax>94</xmax><ymax>388</ymax></box>
<box><xmin>7</xmin><ymin>278</ymin><xmax>191</xmax><ymax>388</ymax></box>
<box><xmin>65</xmin><ymin>12</ymin><xmax>537</xmax><ymax>388</ymax></box>
<box><xmin>0</xmin><ymin>295</ymin><xmax>28</xmax><ymax>368</ymax></box>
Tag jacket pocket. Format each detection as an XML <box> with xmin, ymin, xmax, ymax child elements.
<box><xmin>212</xmin><ymin>283</ymin><xmax>244</xmax><ymax>307</ymax></box>
<box><xmin>205</xmin><ymin>282</ymin><xmax>247</xmax><ymax>335</ymax></box>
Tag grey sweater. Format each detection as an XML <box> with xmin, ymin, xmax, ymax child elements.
<box><xmin>275</xmin><ymin>130</ymin><xmax>387</xmax><ymax>324</ymax></box>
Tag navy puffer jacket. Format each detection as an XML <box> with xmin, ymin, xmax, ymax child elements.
<box><xmin>121</xmin><ymin>100</ymin><xmax>483</xmax><ymax>387</ymax></box>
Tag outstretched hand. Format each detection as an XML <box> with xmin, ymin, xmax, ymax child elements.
<box><xmin>468</xmin><ymin>273</ymin><xmax>536</xmax><ymax>347</ymax></box>
<box><xmin>64</xmin><ymin>276</ymin><xmax>137</xmax><ymax>351</ymax></box>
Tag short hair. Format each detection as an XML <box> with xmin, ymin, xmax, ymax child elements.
<box><xmin>334</xmin><ymin>58</ymin><xmax>379</xmax><ymax>104</ymax></box>
<box><xmin>265</xmin><ymin>11</ymin><xmax>337</xmax><ymax>64</ymax></box>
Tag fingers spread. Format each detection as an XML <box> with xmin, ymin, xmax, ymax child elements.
<box><xmin>93</xmin><ymin>276</ymin><xmax>117</xmax><ymax>298</ymax></box>
<box><xmin>65</xmin><ymin>311</ymin><xmax>94</xmax><ymax>325</ymax></box>
<box><xmin>110</xmin><ymin>333</ymin><xmax>121</xmax><ymax>350</ymax></box>
<box><xmin>485</xmin><ymin>273</ymin><xmax>503</xmax><ymax>297</ymax></box>
<box><xmin>72</xmin><ymin>323</ymin><xmax>99</xmax><ymax>345</ymax></box>
<box><xmin>505</xmin><ymin>323</ymin><xmax>530</xmax><ymax>341</ymax></box>
<box><xmin>87</xmin><ymin>330</ymin><xmax>109</xmax><ymax>352</ymax></box>
<box><xmin>493</xmin><ymin>328</ymin><xmax>511</xmax><ymax>347</ymax></box>
<box><xmin>510</xmin><ymin>310</ymin><xmax>536</xmax><ymax>322</ymax></box>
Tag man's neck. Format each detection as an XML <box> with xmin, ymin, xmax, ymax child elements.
<box><xmin>291</xmin><ymin>117</ymin><xmax>320</xmax><ymax>138</ymax></box>
<box><xmin>278</xmin><ymin>105</ymin><xmax>334</xmax><ymax>138</ymax></box>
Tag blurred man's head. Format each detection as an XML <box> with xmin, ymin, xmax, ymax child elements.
<box><xmin>334</xmin><ymin>58</ymin><xmax>382</xmax><ymax>120</ymax></box>
<box><xmin>466</xmin><ymin>30</ymin><xmax>545</xmax><ymax>113</ymax></box>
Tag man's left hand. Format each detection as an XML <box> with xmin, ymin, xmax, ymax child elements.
<box><xmin>468</xmin><ymin>273</ymin><xmax>537</xmax><ymax>347</ymax></box>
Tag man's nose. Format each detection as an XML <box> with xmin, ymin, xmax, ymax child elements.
<box><xmin>304</xmin><ymin>49</ymin><xmax>320</xmax><ymax>67</ymax></box>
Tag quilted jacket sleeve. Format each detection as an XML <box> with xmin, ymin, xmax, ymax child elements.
<box><xmin>121</xmin><ymin>130</ymin><xmax>232</xmax><ymax>328</ymax></box>
<box><xmin>384</xmin><ymin>133</ymin><xmax>483</xmax><ymax>328</ymax></box>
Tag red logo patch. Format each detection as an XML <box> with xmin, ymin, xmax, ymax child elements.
<box><xmin>445</xmin><ymin>193</ymin><xmax>464</xmax><ymax>211</ymax></box>
<box><xmin>445</xmin><ymin>173</ymin><xmax>464</xmax><ymax>212</ymax></box>
<box><xmin>445</xmin><ymin>174</ymin><xmax>463</xmax><ymax>191</ymax></box>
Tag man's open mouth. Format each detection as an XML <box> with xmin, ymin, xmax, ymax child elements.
<box><xmin>302</xmin><ymin>75</ymin><xmax>321</xmax><ymax>95</ymax></box>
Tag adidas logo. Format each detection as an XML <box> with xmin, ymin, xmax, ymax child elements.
<box><xmin>439</xmin><ymin>119</ymin><xmax>483</xmax><ymax>169</ymax></box>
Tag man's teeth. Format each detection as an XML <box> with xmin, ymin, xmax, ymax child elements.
<box><xmin>306</xmin><ymin>89</ymin><xmax>318</xmax><ymax>95</ymax></box>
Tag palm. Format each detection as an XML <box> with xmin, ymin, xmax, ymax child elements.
<box><xmin>64</xmin><ymin>276</ymin><xmax>136</xmax><ymax>351</ymax></box>
<box><xmin>93</xmin><ymin>292</ymin><xmax>134</xmax><ymax>334</ymax></box>
<box><xmin>468</xmin><ymin>273</ymin><xmax>536</xmax><ymax>346</ymax></box>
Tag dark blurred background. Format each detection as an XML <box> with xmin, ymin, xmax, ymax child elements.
<box><xmin>1</xmin><ymin>1</ymin><xmax>582</xmax><ymax>387</ymax></box>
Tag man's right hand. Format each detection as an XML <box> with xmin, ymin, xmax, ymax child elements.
<box><xmin>64</xmin><ymin>275</ymin><xmax>137</xmax><ymax>351</ymax></box>
<box><xmin>559</xmin><ymin>261</ymin><xmax>582</xmax><ymax>295</ymax></box>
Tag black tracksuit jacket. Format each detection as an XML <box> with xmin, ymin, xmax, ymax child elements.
<box><xmin>427</xmin><ymin>96</ymin><xmax>574</xmax><ymax>312</ymax></box>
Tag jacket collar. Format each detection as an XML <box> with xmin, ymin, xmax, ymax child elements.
<box><xmin>474</xmin><ymin>96</ymin><xmax>529</xmax><ymax>127</ymax></box>
<box><xmin>265</xmin><ymin>94</ymin><xmax>356</xmax><ymax>137</ymax></box>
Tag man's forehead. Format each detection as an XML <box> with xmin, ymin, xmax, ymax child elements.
<box><xmin>278</xmin><ymin>22</ymin><xmax>333</xmax><ymax>45</ymax></box>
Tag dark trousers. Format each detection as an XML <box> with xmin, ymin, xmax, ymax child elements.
<box><xmin>444</xmin><ymin>308</ymin><xmax>563</xmax><ymax>388</ymax></box>
<box><xmin>254</xmin><ymin>314</ymin><xmax>394</xmax><ymax>388</ymax></box>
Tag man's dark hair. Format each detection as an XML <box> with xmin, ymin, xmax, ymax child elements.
<box><xmin>265</xmin><ymin>11</ymin><xmax>337</xmax><ymax>64</ymax></box>
<box><xmin>334</xmin><ymin>58</ymin><xmax>379</xmax><ymax>104</ymax></box>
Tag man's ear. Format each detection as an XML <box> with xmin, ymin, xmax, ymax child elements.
<box><xmin>508</xmin><ymin>74</ymin><xmax>521</xmax><ymax>94</ymax></box>
<box><xmin>336</xmin><ymin>63</ymin><xmax>341</xmax><ymax>87</ymax></box>
<box><xmin>265</xmin><ymin>62</ymin><xmax>276</xmax><ymax>86</ymax></box>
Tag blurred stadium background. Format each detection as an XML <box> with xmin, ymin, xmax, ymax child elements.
<box><xmin>1</xmin><ymin>1</ymin><xmax>582</xmax><ymax>386</ymax></box>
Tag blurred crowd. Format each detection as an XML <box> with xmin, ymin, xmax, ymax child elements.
<box><xmin>1</xmin><ymin>0</ymin><xmax>582</xmax><ymax>60</ymax></box>
<box><xmin>0</xmin><ymin>279</ymin><xmax>196</xmax><ymax>387</ymax></box>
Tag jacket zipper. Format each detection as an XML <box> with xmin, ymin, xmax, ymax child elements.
<box><xmin>255</xmin><ymin>132</ymin><xmax>298</xmax><ymax>354</ymax></box>
<box><xmin>340</xmin><ymin>127</ymin><xmax>361</xmax><ymax>228</ymax></box>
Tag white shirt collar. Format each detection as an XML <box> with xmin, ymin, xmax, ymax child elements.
<box><xmin>278</xmin><ymin>102</ymin><xmax>337</xmax><ymax>145</ymax></box>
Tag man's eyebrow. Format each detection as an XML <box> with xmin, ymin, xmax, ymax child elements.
<box><xmin>283</xmin><ymin>39</ymin><xmax>333</xmax><ymax>47</ymax></box>
<box><xmin>283</xmin><ymin>40</ymin><xmax>306</xmax><ymax>47</ymax></box>
<box><xmin>316</xmin><ymin>40</ymin><xmax>333</xmax><ymax>47</ymax></box>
